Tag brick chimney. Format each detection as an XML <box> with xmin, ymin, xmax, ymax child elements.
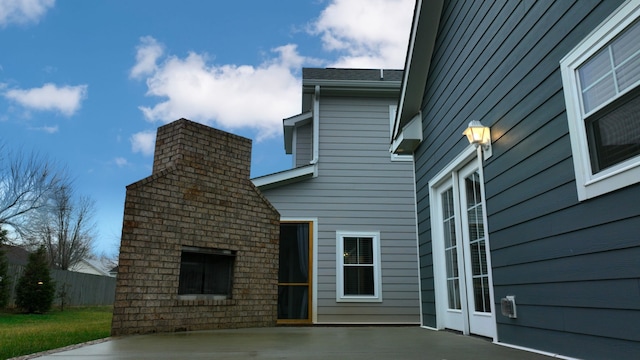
<box><xmin>112</xmin><ymin>119</ymin><xmax>280</xmax><ymax>336</ymax></box>
<box><xmin>152</xmin><ymin>118</ymin><xmax>251</xmax><ymax>179</ymax></box>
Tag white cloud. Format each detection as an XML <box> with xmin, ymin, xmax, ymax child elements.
<box><xmin>0</xmin><ymin>0</ymin><xmax>55</xmax><ymax>27</ymax></box>
<box><xmin>113</xmin><ymin>157</ymin><xmax>129</xmax><ymax>167</ymax></box>
<box><xmin>31</xmin><ymin>124</ymin><xmax>58</xmax><ymax>133</ymax></box>
<box><xmin>132</xmin><ymin>39</ymin><xmax>303</xmax><ymax>140</ymax></box>
<box><xmin>130</xmin><ymin>0</ymin><xmax>412</xmax><ymax>143</ymax></box>
<box><xmin>3</xmin><ymin>83</ymin><xmax>87</xmax><ymax>116</ymax></box>
<box><xmin>130</xmin><ymin>130</ymin><xmax>156</xmax><ymax>156</ymax></box>
<box><xmin>130</xmin><ymin>36</ymin><xmax>164</xmax><ymax>79</ymax></box>
<box><xmin>311</xmin><ymin>0</ymin><xmax>413</xmax><ymax>68</ymax></box>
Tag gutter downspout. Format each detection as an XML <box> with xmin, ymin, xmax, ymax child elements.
<box><xmin>310</xmin><ymin>85</ymin><xmax>320</xmax><ymax>175</ymax></box>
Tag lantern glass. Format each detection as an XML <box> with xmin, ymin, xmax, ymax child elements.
<box><xmin>463</xmin><ymin>121</ymin><xmax>490</xmax><ymax>146</ymax></box>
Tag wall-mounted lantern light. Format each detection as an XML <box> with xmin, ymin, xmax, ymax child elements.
<box><xmin>463</xmin><ymin>120</ymin><xmax>492</xmax><ymax>158</ymax></box>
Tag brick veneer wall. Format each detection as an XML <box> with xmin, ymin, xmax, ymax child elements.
<box><xmin>111</xmin><ymin>119</ymin><xmax>280</xmax><ymax>336</ymax></box>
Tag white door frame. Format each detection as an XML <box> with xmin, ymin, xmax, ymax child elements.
<box><xmin>428</xmin><ymin>146</ymin><xmax>497</xmax><ymax>341</ymax></box>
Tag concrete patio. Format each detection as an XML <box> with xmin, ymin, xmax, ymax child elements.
<box><xmin>25</xmin><ymin>326</ymin><xmax>558</xmax><ymax>360</ymax></box>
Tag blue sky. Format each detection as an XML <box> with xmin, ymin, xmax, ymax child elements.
<box><xmin>0</xmin><ymin>0</ymin><xmax>413</xmax><ymax>257</ymax></box>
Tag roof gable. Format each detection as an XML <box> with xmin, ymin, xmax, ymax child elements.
<box><xmin>393</xmin><ymin>0</ymin><xmax>444</xmax><ymax>139</ymax></box>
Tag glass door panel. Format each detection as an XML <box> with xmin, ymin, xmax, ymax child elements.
<box><xmin>434</xmin><ymin>159</ymin><xmax>495</xmax><ymax>338</ymax></box>
<box><xmin>459</xmin><ymin>163</ymin><xmax>495</xmax><ymax>339</ymax></box>
<box><xmin>278</xmin><ymin>222</ymin><xmax>312</xmax><ymax>323</ymax></box>
<box><xmin>464</xmin><ymin>171</ymin><xmax>491</xmax><ymax>314</ymax></box>
<box><xmin>442</xmin><ymin>187</ymin><xmax>461</xmax><ymax>310</ymax></box>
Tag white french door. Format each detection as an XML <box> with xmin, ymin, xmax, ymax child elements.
<box><xmin>433</xmin><ymin>158</ymin><xmax>496</xmax><ymax>339</ymax></box>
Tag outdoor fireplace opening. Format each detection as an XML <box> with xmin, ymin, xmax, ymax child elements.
<box><xmin>178</xmin><ymin>246</ymin><xmax>235</xmax><ymax>300</ymax></box>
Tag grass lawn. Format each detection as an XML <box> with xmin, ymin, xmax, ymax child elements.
<box><xmin>0</xmin><ymin>306</ymin><xmax>112</xmax><ymax>359</ymax></box>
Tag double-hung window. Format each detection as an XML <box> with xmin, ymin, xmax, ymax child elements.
<box><xmin>336</xmin><ymin>231</ymin><xmax>382</xmax><ymax>302</ymax></box>
<box><xmin>560</xmin><ymin>0</ymin><xmax>640</xmax><ymax>200</ymax></box>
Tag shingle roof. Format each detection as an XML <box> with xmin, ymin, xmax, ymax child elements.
<box><xmin>302</xmin><ymin>68</ymin><xmax>403</xmax><ymax>82</ymax></box>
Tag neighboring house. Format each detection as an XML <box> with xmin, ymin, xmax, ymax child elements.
<box><xmin>253</xmin><ymin>68</ymin><xmax>421</xmax><ymax>324</ymax></box>
<box><xmin>108</xmin><ymin>265</ymin><xmax>118</xmax><ymax>277</ymax></box>
<box><xmin>391</xmin><ymin>0</ymin><xmax>640</xmax><ymax>359</ymax></box>
<box><xmin>69</xmin><ymin>258</ymin><xmax>112</xmax><ymax>277</ymax></box>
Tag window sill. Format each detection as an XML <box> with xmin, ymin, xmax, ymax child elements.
<box><xmin>336</xmin><ymin>296</ymin><xmax>383</xmax><ymax>303</ymax></box>
<box><xmin>577</xmin><ymin>158</ymin><xmax>640</xmax><ymax>200</ymax></box>
<box><xmin>177</xmin><ymin>295</ymin><xmax>235</xmax><ymax>306</ymax></box>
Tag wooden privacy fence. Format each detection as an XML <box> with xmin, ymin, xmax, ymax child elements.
<box><xmin>6</xmin><ymin>264</ymin><xmax>116</xmax><ymax>307</ymax></box>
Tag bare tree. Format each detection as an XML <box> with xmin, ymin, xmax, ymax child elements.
<box><xmin>27</xmin><ymin>185</ymin><xmax>96</xmax><ymax>270</ymax></box>
<box><xmin>0</xmin><ymin>144</ymin><xmax>66</xmax><ymax>239</ymax></box>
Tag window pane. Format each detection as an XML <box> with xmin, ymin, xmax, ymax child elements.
<box><xmin>357</xmin><ymin>238</ymin><xmax>373</xmax><ymax>264</ymax></box>
<box><xmin>479</xmin><ymin>241</ymin><xmax>487</xmax><ymax>277</ymax></box>
<box><xmin>611</xmin><ymin>20</ymin><xmax>640</xmax><ymax>67</ymax></box>
<box><xmin>468</xmin><ymin>207</ymin><xmax>483</xmax><ymax>241</ymax></box>
<box><xmin>473</xmin><ymin>276</ymin><xmax>491</xmax><ymax>313</ymax></box>
<box><xmin>616</xmin><ymin>57</ymin><xmax>640</xmax><ymax>92</ymax></box>
<box><xmin>470</xmin><ymin>240</ymin><xmax>488</xmax><ymax>278</ymax></box>
<box><xmin>579</xmin><ymin>20</ymin><xmax>640</xmax><ymax>114</ymax></box>
<box><xmin>442</xmin><ymin>188</ymin><xmax>456</xmax><ymax>249</ymax></box>
<box><xmin>612</xmin><ymin>19</ymin><xmax>640</xmax><ymax>92</ymax></box>
<box><xmin>443</xmin><ymin>219</ymin><xmax>454</xmax><ymax>249</ymax></box>
<box><xmin>343</xmin><ymin>237</ymin><xmax>358</xmax><ymax>264</ymax></box>
<box><xmin>344</xmin><ymin>267</ymin><xmax>374</xmax><ymax>295</ymax></box>
<box><xmin>470</xmin><ymin>242</ymin><xmax>480</xmax><ymax>276</ymax></box>
<box><xmin>344</xmin><ymin>237</ymin><xmax>373</xmax><ymax>265</ymax></box>
<box><xmin>465</xmin><ymin>172</ymin><xmax>484</xmax><ymax>242</ymax></box>
<box><xmin>178</xmin><ymin>256</ymin><xmax>203</xmax><ymax>295</ymax></box>
<box><xmin>447</xmin><ymin>278</ymin><xmax>461</xmax><ymax>310</ymax></box>
<box><xmin>445</xmin><ymin>247</ymin><xmax>458</xmax><ymax>278</ymax></box>
<box><xmin>442</xmin><ymin>188</ymin><xmax>454</xmax><ymax>218</ymax></box>
<box><xmin>205</xmin><ymin>256</ymin><xmax>232</xmax><ymax>295</ymax></box>
<box><xmin>582</xmin><ymin>74</ymin><xmax>616</xmax><ymax>113</ymax></box>
<box><xmin>464</xmin><ymin>173</ymin><xmax>481</xmax><ymax>208</ymax></box>
<box><xmin>588</xmin><ymin>90</ymin><xmax>640</xmax><ymax>171</ymax></box>
<box><xmin>579</xmin><ymin>50</ymin><xmax>611</xmax><ymax>87</ymax></box>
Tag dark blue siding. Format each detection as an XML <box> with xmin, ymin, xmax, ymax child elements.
<box><xmin>415</xmin><ymin>0</ymin><xmax>640</xmax><ymax>358</ymax></box>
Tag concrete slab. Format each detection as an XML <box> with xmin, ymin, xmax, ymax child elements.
<box><xmin>28</xmin><ymin>327</ymin><xmax>553</xmax><ymax>360</ymax></box>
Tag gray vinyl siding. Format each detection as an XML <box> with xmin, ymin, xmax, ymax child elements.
<box><xmin>414</xmin><ymin>0</ymin><xmax>639</xmax><ymax>358</ymax></box>
<box><xmin>294</xmin><ymin>122</ymin><xmax>312</xmax><ymax>167</ymax></box>
<box><xmin>263</xmin><ymin>96</ymin><xmax>420</xmax><ymax>324</ymax></box>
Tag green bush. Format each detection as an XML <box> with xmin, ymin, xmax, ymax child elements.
<box><xmin>15</xmin><ymin>246</ymin><xmax>56</xmax><ymax>313</ymax></box>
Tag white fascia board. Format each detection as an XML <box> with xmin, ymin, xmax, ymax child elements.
<box><xmin>391</xmin><ymin>112</ymin><xmax>423</xmax><ymax>154</ymax></box>
<box><xmin>302</xmin><ymin>79</ymin><xmax>401</xmax><ymax>93</ymax></box>
<box><xmin>251</xmin><ymin>164</ymin><xmax>317</xmax><ymax>190</ymax></box>
<box><xmin>283</xmin><ymin>111</ymin><xmax>312</xmax><ymax>154</ymax></box>
<box><xmin>392</xmin><ymin>0</ymin><xmax>444</xmax><ymax>140</ymax></box>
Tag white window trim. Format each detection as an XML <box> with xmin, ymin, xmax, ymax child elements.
<box><xmin>335</xmin><ymin>230</ymin><xmax>382</xmax><ymax>303</ymax></box>
<box><xmin>560</xmin><ymin>0</ymin><xmax>640</xmax><ymax>201</ymax></box>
